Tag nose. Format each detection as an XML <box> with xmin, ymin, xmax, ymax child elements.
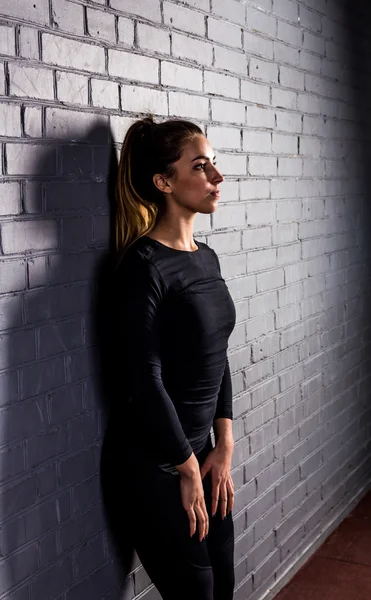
<box><xmin>211</xmin><ymin>164</ymin><xmax>224</xmax><ymax>184</ymax></box>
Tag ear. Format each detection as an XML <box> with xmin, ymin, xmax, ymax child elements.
<box><xmin>153</xmin><ymin>173</ymin><xmax>172</xmax><ymax>194</ymax></box>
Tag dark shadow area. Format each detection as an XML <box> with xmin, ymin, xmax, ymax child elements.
<box><xmin>0</xmin><ymin>120</ymin><xmax>133</xmax><ymax>599</ymax></box>
<box><xmin>346</xmin><ymin>0</ymin><xmax>371</xmax><ymax>428</ymax></box>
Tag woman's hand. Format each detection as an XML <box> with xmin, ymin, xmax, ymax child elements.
<box><xmin>200</xmin><ymin>444</ymin><xmax>234</xmax><ymax>519</ymax></box>
<box><xmin>176</xmin><ymin>453</ymin><xmax>209</xmax><ymax>542</ymax></box>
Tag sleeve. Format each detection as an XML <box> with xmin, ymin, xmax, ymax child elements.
<box><xmin>210</xmin><ymin>247</ymin><xmax>233</xmax><ymax>421</ymax></box>
<box><xmin>214</xmin><ymin>357</ymin><xmax>233</xmax><ymax>420</ymax></box>
<box><xmin>118</xmin><ymin>253</ymin><xmax>193</xmax><ymax>466</ymax></box>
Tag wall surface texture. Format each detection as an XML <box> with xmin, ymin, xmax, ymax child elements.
<box><xmin>0</xmin><ymin>0</ymin><xmax>370</xmax><ymax>599</ymax></box>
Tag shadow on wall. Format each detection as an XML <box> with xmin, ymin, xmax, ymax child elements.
<box><xmin>346</xmin><ymin>0</ymin><xmax>371</xmax><ymax>374</ymax></box>
<box><xmin>0</xmin><ymin>120</ymin><xmax>134</xmax><ymax>599</ymax></box>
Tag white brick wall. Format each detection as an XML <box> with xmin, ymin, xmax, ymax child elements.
<box><xmin>1</xmin><ymin>2</ymin><xmax>371</xmax><ymax>600</ymax></box>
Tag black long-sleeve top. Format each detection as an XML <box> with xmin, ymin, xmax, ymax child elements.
<box><xmin>113</xmin><ymin>235</ymin><xmax>236</xmax><ymax>470</ymax></box>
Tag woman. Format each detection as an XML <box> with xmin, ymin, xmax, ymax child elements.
<box><xmin>100</xmin><ymin>115</ymin><xmax>236</xmax><ymax>600</ymax></box>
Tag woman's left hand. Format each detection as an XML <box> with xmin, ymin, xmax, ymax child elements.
<box><xmin>200</xmin><ymin>445</ymin><xmax>234</xmax><ymax>519</ymax></box>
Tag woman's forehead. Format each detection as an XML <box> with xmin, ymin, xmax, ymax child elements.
<box><xmin>181</xmin><ymin>135</ymin><xmax>214</xmax><ymax>159</ymax></box>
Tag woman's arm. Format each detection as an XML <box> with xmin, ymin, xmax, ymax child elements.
<box><xmin>119</xmin><ymin>253</ymin><xmax>192</xmax><ymax>466</ymax></box>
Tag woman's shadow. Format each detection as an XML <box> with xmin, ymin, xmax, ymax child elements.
<box><xmin>0</xmin><ymin>119</ymin><xmax>135</xmax><ymax>599</ymax></box>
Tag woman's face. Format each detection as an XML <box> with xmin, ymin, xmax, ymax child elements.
<box><xmin>155</xmin><ymin>134</ymin><xmax>224</xmax><ymax>214</ymax></box>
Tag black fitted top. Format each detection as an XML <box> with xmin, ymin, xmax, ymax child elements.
<box><xmin>114</xmin><ymin>235</ymin><xmax>236</xmax><ymax>469</ymax></box>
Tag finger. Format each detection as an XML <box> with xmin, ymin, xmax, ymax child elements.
<box><xmin>194</xmin><ymin>503</ymin><xmax>207</xmax><ymax>542</ymax></box>
<box><xmin>202</xmin><ymin>498</ymin><xmax>209</xmax><ymax>538</ymax></box>
<box><xmin>219</xmin><ymin>482</ymin><xmax>228</xmax><ymax>519</ymax></box>
<box><xmin>211</xmin><ymin>479</ymin><xmax>220</xmax><ymax>517</ymax></box>
<box><xmin>226</xmin><ymin>478</ymin><xmax>234</xmax><ymax>514</ymax></box>
<box><xmin>187</xmin><ymin>508</ymin><xmax>197</xmax><ymax>538</ymax></box>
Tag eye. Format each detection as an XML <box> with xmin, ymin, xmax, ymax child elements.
<box><xmin>195</xmin><ymin>163</ymin><xmax>207</xmax><ymax>170</ymax></box>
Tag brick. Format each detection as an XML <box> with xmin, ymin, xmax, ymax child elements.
<box><xmin>91</xmin><ymin>79</ymin><xmax>119</xmax><ymax>109</ymax></box>
<box><xmin>276</xmin><ymin>110</ymin><xmax>302</xmax><ymax>133</ymax></box>
<box><xmin>272</xmin><ymin>88</ymin><xmax>297</xmax><ymax>110</ymax></box>
<box><xmin>250</xmin><ymin>290</ymin><xmax>277</xmax><ymax>317</ymax></box>
<box><xmin>303</xmin><ymin>31</ymin><xmax>325</xmax><ymax>55</ymax></box>
<box><xmin>273</xmin><ymin>0</ymin><xmax>298</xmax><ymax>22</ymax></box>
<box><xmin>249</xmin><ymin>156</ymin><xmax>277</xmax><ymax>176</ymax></box>
<box><xmin>0</xmin><ymin>62</ymin><xmax>5</xmax><ymax>95</ymax></box>
<box><xmin>244</xmin><ymin>31</ymin><xmax>273</xmax><ymax>59</ymax></box>
<box><xmin>27</xmin><ymin>255</ymin><xmax>47</xmax><ymax>288</ymax></box>
<box><xmin>31</xmin><ymin>557</ymin><xmax>74</xmax><ymax>600</ymax></box>
<box><xmin>212</xmin><ymin>203</ymin><xmax>245</xmax><ymax>228</ymax></box>
<box><xmin>280</xmin><ymin>65</ymin><xmax>305</xmax><ymax>90</ymax></box>
<box><xmin>163</xmin><ymin>1</ymin><xmax>205</xmax><ymax>36</ymax></box>
<box><xmin>6</xmin><ymin>144</ymin><xmax>56</xmax><ymax>175</ymax></box>
<box><xmin>250</xmin><ymin>57</ymin><xmax>279</xmax><ymax>83</ymax></box>
<box><xmin>120</xmin><ymin>85</ymin><xmax>167</xmax><ymax>116</ymax></box>
<box><xmin>204</xmin><ymin>70</ymin><xmax>239</xmax><ymax>98</ymax></box>
<box><xmin>211</xmin><ymin>99</ymin><xmax>245</xmax><ymax>124</ymax></box>
<box><xmin>0</xmin><ymin>104</ymin><xmax>21</xmax><ymax>137</ymax></box>
<box><xmin>43</xmin><ymin>34</ymin><xmax>105</xmax><ymax>73</ymax></box>
<box><xmin>109</xmin><ymin>50</ymin><xmax>158</xmax><ymax>83</ymax></box>
<box><xmin>169</xmin><ymin>91</ymin><xmax>208</xmax><ymax>119</ymax></box>
<box><xmin>247</xmin><ymin>106</ymin><xmax>275</xmax><ymax>129</ymax></box>
<box><xmin>257</xmin><ymin>268</ymin><xmax>284</xmax><ymax>292</ymax></box>
<box><xmin>272</xmin><ymin>133</ymin><xmax>298</xmax><ymax>154</ymax></box>
<box><xmin>278</xmin><ymin>20</ymin><xmax>302</xmax><ymax>46</ymax></box>
<box><xmin>240</xmin><ymin>179</ymin><xmax>270</xmax><ymax>200</ymax></box>
<box><xmin>248</xmin><ymin>201</ymin><xmax>276</xmax><ymax>225</ymax></box>
<box><xmin>65</xmin><ymin>563</ymin><xmax>118</xmax><ymax>600</ymax></box>
<box><xmin>273</xmin><ymin>223</ymin><xmax>298</xmax><ymax>245</ymax></box>
<box><xmin>277</xmin><ymin>242</ymin><xmax>301</xmax><ymax>266</ymax></box>
<box><xmin>1</xmin><ymin>220</ymin><xmax>57</xmax><ymax>255</ymax></box>
<box><xmin>56</xmin><ymin>71</ymin><xmax>89</xmax><ymax>105</ymax></box>
<box><xmin>9</xmin><ymin>64</ymin><xmax>54</xmax><ymax>100</ymax></box>
<box><xmin>0</xmin><ymin>182</ymin><xmax>21</xmax><ymax>215</ymax></box>
<box><xmin>241</xmin><ymin>80</ymin><xmax>270</xmax><ymax>105</ymax></box>
<box><xmin>243</xmin><ymin>130</ymin><xmax>271</xmax><ymax>153</ymax></box>
<box><xmin>110</xmin><ymin>0</ymin><xmax>161</xmax><ymax>20</ymax></box>
<box><xmin>300</xmin><ymin>136</ymin><xmax>321</xmax><ymax>157</ymax></box>
<box><xmin>207</xmin><ymin>126</ymin><xmax>241</xmax><ymax>150</ymax></box>
<box><xmin>20</xmin><ymin>26</ymin><xmax>39</xmax><ymax>60</ymax></box>
<box><xmin>276</xmin><ymin>304</ymin><xmax>300</xmax><ymax>329</ymax></box>
<box><xmin>137</xmin><ymin>23</ymin><xmax>169</xmax><ymax>54</ymax></box>
<box><xmin>300</xmin><ymin>5</ymin><xmax>322</xmax><ymax>33</ymax></box>
<box><xmin>247</xmin><ymin>8</ymin><xmax>276</xmax><ymax>37</ymax></box>
<box><xmin>300</xmin><ymin>49</ymin><xmax>322</xmax><ymax>73</ymax></box>
<box><xmin>214</xmin><ymin>46</ymin><xmax>247</xmax><ymax>76</ymax></box>
<box><xmin>172</xmin><ymin>32</ymin><xmax>213</xmax><ymax>66</ymax></box>
<box><xmin>274</xmin><ymin>40</ymin><xmax>300</xmax><ymax>66</ymax></box>
<box><xmin>247</xmin><ymin>248</ymin><xmax>277</xmax><ymax>273</ymax></box>
<box><xmin>45</xmin><ymin>108</ymin><xmax>108</xmax><ymax>139</ymax></box>
<box><xmin>278</xmin><ymin>157</ymin><xmax>302</xmax><ymax>176</ymax></box>
<box><xmin>162</xmin><ymin>61</ymin><xmax>202</xmax><ymax>91</ymax></box>
<box><xmin>217</xmin><ymin>152</ymin><xmax>246</xmax><ymax>175</ymax></box>
<box><xmin>118</xmin><ymin>17</ymin><xmax>135</xmax><ymax>46</ymax></box>
<box><xmin>0</xmin><ymin>259</ymin><xmax>26</xmax><ymax>293</ymax></box>
<box><xmin>0</xmin><ymin>24</ymin><xmax>15</xmax><ymax>55</ymax></box>
<box><xmin>212</xmin><ymin>0</ymin><xmax>246</xmax><ymax>25</ymax></box>
<box><xmin>279</xmin><ymin>279</ymin><xmax>303</xmax><ymax>308</ymax></box>
<box><xmin>243</xmin><ymin>227</ymin><xmax>271</xmax><ymax>250</ymax></box>
<box><xmin>0</xmin><ymin>0</ymin><xmax>49</xmax><ymax>25</ymax></box>
<box><xmin>51</xmin><ymin>0</ymin><xmax>84</xmax><ymax>35</ymax></box>
<box><xmin>208</xmin><ymin>17</ymin><xmax>242</xmax><ymax>48</ymax></box>
<box><xmin>87</xmin><ymin>7</ymin><xmax>116</xmax><ymax>42</ymax></box>
<box><xmin>23</xmin><ymin>106</ymin><xmax>41</xmax><ymax>138</ymax></box>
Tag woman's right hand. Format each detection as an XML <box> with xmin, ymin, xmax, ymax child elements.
<box><xmin>176</xmin><ymin>453</ymin><xmax>209</xmax><ymax>542</ymax></box>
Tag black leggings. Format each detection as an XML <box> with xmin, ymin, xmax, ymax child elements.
<box><xmin>101</xmin><ymin>437</ymin><xmax>235</xmax><ymax>600</ymax></box>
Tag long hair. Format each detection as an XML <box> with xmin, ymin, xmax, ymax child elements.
<box><xmin>115</xmin><ymin>115</ymin><xmax>203</xmax><ymax>254</ymax></box>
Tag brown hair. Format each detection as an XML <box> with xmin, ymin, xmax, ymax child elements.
<box><xmin>115</xmin><ymin>114</ymin><xmax>203</xmax><ymax>254</ymax></box>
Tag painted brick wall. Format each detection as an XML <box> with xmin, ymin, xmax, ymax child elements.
<box><xmin>0</xmin><ymin>1</ymin><xmax>370</xmax><ymax>599</ymax></box>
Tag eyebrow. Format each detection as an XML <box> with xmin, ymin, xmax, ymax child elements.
<box><xmin>191</xmin><ymin>155</ymin><xmax>217</xmax><ymax>162</ymax></box>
